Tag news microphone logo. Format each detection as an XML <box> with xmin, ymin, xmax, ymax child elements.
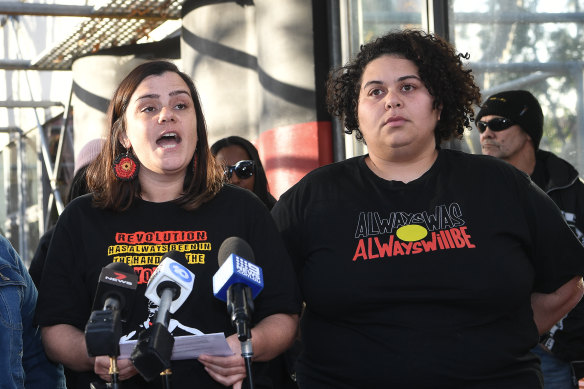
<box><xmin>169</xmin><ymin>262</ymin><xmax>193</xmax><ymax>283</ymax></box>
<box><xmin>104</xmin><ymin>271</ymin><xmax>134</xmax><ymax>286</ymax></box>
<box><xmin>144</xmin><ymin>252</ymin><xmax>195</xmax><ymax>314</ymax></box>
<box><xmin>86</xmin><ymin>262</ymin><xmax>138</xmax><ymax>357</ymax></box>
<box><xmin>213</xmin><ymin>252</ymin><xmax>264</xmax><ymax>302</ymax></box>
<box><xmin>91</xmin><ymin>262</ymin><xmax>138</xmax><ymax>317</ymax></box>
<box><xmin>100</xmin><ymin>267</ymin><xmax>137</xmax><ymax>289</ymax></box>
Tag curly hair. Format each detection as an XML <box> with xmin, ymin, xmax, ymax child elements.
<box><xmin>326</xmin><ymin>29</ymin><xmax>481</xmax><ymax>146</ymax></box>
<box><xmin>87</xmin><ymin>60</ymin><xmax>224</xmax><ymax>211</ymax></box>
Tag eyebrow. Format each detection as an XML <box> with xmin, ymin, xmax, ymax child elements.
<box><xmin>136</xmin><ymin>89</ymin><xmax>191</xmax><ymax>101</ymax></box>
<box><xmin>362</xmin><ymin>75</ymin><xmax>421</xmax><ymax>89</ymax></box>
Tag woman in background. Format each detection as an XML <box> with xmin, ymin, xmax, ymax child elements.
<box><xmin>29</xmin><ymin>138</ymin><xmax>104</xmax><ymax>288</ymax></box>
<box><xmin>211</xmin><ymin>136</ymin><xmax>277</xmax><ymax>210</ymax></box>
<box><xmin>212</xmin><ymin>136</ymin><xmax>298</xmax><ymax>388</ymax></box>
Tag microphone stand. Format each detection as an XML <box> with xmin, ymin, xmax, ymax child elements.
<box><xmin>229</xmin><ymin>285</ymin><xmax>255</xmax><ymax>389</ymax></box>
<box><xmin>85</xmin><ymin>297</ymin><xmax>124</xmax><ymax>388</ymax></box>
<box><xmin>160</xmin><ymin>368</ymin><xmax>172</xmax><ymax>389</ymax></box>
<box><xmin>156</xmin><ymin>288</ymin><xmax>174</xmax><ymax>389</ymax></box>
<box><xmin>131</xmin><ymin>288</ymin><xmax>176</xmax><ymax>388</ymax></box>
<box><xmin>240</xmin><ymin>338</ymin><xmax>254</xmax><ymax>389</ymax></box>
<box><xmin>104</xmin><ymin>298</ymin><xmax>122</xmax><ymax>389</ymax></box>
<box><xmin>109</xmin><ymin>356</ymin><xmax>120</xmax><ymax>389</ymax></box>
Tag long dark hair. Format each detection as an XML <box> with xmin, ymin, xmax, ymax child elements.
<box><xmin>210</xmin><ymin>136</ymin><xmax>277</xmax><ymax>210</ymax></box>
<box><xmin>87</xmin><ymin>60</ymin><xmax>223</xmax><ymax>211</ymax></box>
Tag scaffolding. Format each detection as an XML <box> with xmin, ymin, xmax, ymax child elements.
<box><xmin>0</xmin><ymin>1</ymin><xmax>185</xmax><ymax>263</ymax></box>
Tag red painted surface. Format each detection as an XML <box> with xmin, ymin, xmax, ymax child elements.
<box><xmin>257</xmin><ymin>121</ymin><xmax>333</xmax><ymax>199</ymax></box>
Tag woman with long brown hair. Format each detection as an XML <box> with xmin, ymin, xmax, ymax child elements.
<box><xmin>36</xmin><ymin>60</ymin><xmax>300</xmax><ymax>389</ymax></box>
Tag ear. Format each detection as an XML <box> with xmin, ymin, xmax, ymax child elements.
<box><xmin>118</xmin><ymin>132</ymin><xmax>131</xmax><ymax>149</ymax></box>
<box><xmin>436</xmin><ymin>105</ymin><xmax>443</xmax><ymax>121</ymax></box>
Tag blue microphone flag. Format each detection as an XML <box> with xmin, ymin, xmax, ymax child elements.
<box><xmin>213</xmin><ymin>252</ymin><xmax>264</xmax><ymax>302</ymax></box>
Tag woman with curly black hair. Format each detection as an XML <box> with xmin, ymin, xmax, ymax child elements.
<box><xmin>272</xmin><ymin>30</ymin><xmax>584</xmax><ymax>388</ymax></box>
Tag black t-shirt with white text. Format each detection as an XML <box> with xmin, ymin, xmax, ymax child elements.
<box><xmin>272</xmin><ymin>150</ymin><xmax>584</xmax><ymax>388</ymax></box>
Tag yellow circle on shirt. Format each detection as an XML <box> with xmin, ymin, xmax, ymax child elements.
<box><xmin>396</xmin><ymin>224</ymin><xmax>428</xmax><ymax>242</ymax></box>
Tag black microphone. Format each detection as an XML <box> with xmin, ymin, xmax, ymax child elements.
<box><xmin>85</xmin><ymin>262</ymin><xmax>138</xmax><ymax>357</ymax></box>
<box><xmin>213</xmin><ymin>237</ymin><xmax>264</xmax><ymax>389</ymax></box>
<box><xmin>213</xmin><ymin>237</ymin><xmax>264</xmax><ymax>343</ymax></box>
<box><xmin>131</xmin><ymin>251</ymin><xmax>194</xmax><ymax>382</ymax></box>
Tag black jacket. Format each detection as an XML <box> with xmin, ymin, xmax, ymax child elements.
<box><xmin>532</xmin><ymin>150</ymin><xmax>584</xmax><ymax>367</ymax></box>
<box><xmin>532</xmin><ymin>150</ymin><xmax>584</xmax><ymax>245</ymax></box>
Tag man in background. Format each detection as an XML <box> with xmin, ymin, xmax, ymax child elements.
<box><xmin>477</xmin><ymin>89</ymin><xmax>584</xmax><ymax>388</ymax></box>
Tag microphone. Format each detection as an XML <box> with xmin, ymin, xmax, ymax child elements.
<box><xmin>131</xmin><ymin>251</ymin><xmax>194</xmax><ymax>382</ymax></box>
<box><xmin>213</xmin><ymin>237</ymin><xmax>263</xmax><ymax>389</ymax></box>
<box><xmin>85</xmin><ymin>262</ymin><xmax>138</xmax><ymax>357</ymax></box>
<box><xmin>213</xmin><ymin>237</ymin><xmax>264</xmax><ymax>342</ymax></box>
<box><xmin>144</xmin><ymin>251</ymin><xmax>195</xmax><ymax>324</ymax></box>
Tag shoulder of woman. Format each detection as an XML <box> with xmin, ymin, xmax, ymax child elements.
<box><xmin>282</xmin><ymin>157</ymin><xmax>360</xmax><ymax>193</ymax></box>
<box><xmin>220</xmin><ymin>183</ymin><xmax>256</xmax><ymax>198</ymax></box>
<box><xmin>218</xmin><ymin>184</ymin><xmax>268</xmax><ymax>208</ymax></box>
<box><xmin>443</xmin><ymin>149</ymin><xmax>528</xmax><ymax>179</ymax></box>
<box><xmin>0</xmin><ymin>236</ymin><xmax>20</xmax><ymax>270</ymax></box>
<box><xmin>65</xmin><ymin>192</ymin><xmax>94</xmax><ymax>209</ymax></box>
<box><xmin>55</xmin><ymin>193</ymin><xmax>101</xmax><ymax>228</ymax></box>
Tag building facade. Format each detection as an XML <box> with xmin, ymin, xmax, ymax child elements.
<box><xmin>1</xmin><ymin>0</ymin><xmax>583</xmax><ymax>263</ymax></box>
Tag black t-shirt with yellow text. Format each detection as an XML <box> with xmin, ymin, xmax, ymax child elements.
<box><xmin>37</xmin><ymin>184</ymin><xmax>301</xmax><ymax>389</ymax></box>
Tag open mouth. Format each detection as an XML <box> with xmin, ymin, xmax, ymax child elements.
<box><xmin>156</xmin><ymin>132</ymin><xmax>182</xmax><ymax>149</ymax></box>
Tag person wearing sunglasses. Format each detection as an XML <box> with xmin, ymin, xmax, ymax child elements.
<box><xmin>477</xmin><ymin>90</ymin><xmax>544</xmax><ymax>173</ymax></box>
<box><xmin>211</xmin><ymin>136</ymin><xmax>298</xmax><ymax>388</ymax></box>
<box><xmin>477</xmin><ymin>89</ymin><xmax>584</xmax><ymax>389</ymax></box>
<box><xmin>211</xmin><ymin>136</ymin><xmax>277</xmax><ymax>210</ymax></box>
<box><xmin>271</xmin><ymin>30</ymin><xmax>584</xmax><ymax>388</ymax></box>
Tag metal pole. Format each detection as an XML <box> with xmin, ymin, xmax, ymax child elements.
<box><xmin>0</xmin><ymin>127</ymin><xmax>28</xmax><ymax>260</ymax></box>
<box><xmin>17</xmin><ymin>129</ymin><xmax>26</xmax><ymax>260</ymax></box>
<box><xmin>44</xmin><ymin>193</ymin><xmax>54</xmax><ymax>232</ymax></box>
<box><xmin>53</xmin><ymin>85</ymin><xmax>74</xmax><ymax>189</ymax></box>
<box><xmin>327</xmin><ymin>0</ymin><xmax>346</xmax><ymax>162</ymax></box>
<box><xmin>576</xmin><ymin>68</ymin><xmax>584</xmax><ymax>176</ymax></box>
<box><xmin>0</xmin><ymin>59</ymin><xmax>32</xmax><ymax>70</ymax></box>
<box><xmin>0</xmin><ymin>2</ymin><xmax>180</xmax><ymax>20</ymax></box>
<box><xmin>0</xmin><ymin>100</ymin><xmax>64</xmax><ymax>108</ymax></box>
<box><xmin>10</xmin><ymin>18</ymin><xmax>65</xmax><ymax>217</ymax></box>
<box><xmin>36</xmin><ymin>121</ymin><xmax>65</xmax><ymax>215</ymax></box>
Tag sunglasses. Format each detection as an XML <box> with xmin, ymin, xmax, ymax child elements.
<box><xmin>476</xmin><ymin>117</ymin><xmax>515</xmax><ymax>133</ymax></box>
<box><xmin>224</xmin><ymin>160</ymin><xmax>255</xmax><ymax>180</ymax></box>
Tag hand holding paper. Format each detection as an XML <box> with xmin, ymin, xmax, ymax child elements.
<box><xmin>120</xmin><ymin>333</ymin><xmax>233</xmax><ymax>360</ymax></box>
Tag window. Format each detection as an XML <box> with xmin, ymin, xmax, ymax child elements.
<box><xmin>340</xmin><ymin>0</ymin><xmax>425</xmax><ymax>157</ymax></box>
<box><xmin>340</xmin><ymin>0</ymin><xmax>584</xmax><ymax>178</ymax></box>
<box><xmin>450</xmin><ymin>0</ymin><xmax>584</xmax><ymax>175</ymax></box>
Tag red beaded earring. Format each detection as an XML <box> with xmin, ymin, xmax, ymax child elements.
<box><xmin>113</xmin><ymin>149</ymin><xmax>140</xmax><ymax>181</ymax></box>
